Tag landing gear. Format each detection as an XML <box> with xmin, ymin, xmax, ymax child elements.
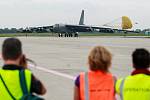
<box><xmin>69</xmin><ymin>33</ymin><xmax>73</xmax><ymax>37</ymax></box>
<box><xmin>58</xmin><ymin>33</ymin><xmax>63</xmax><ymax>37</ymax></box>
<box><xmin>64</xmin><ymin>33</ymin><xmax>73</xmax><ymax>37</ymax></box>
<box><xmin>58</xmin><ymin>33</ymin><xmax>78</xmax><ymax>37</ymax></box>
<box><xmin>74</xmin><ymin>33</ymin><xmax>78</xmax><ymax>37</ymax></box>
<box><xmin>65</xmin><ymin>33</ymin><xmax>69</xmax><ymax>37</ymax></box>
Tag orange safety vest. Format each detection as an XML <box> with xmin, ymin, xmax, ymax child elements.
<box><xmin>80</xmin><ymin>70</ymin><xmax>115</xmax><ymax>100</ymax></box>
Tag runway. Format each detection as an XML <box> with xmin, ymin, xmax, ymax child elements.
<box><xmin>0</xmin><ymin>37</ymin><xmax>150</xmax><ymax>100</ymax></box>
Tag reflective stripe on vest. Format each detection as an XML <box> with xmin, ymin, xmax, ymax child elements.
<box><xmin>116</xmin><ymin>74</ymin><xmax>150</xmax><ymax>100</ymax></box>
<box><xmin>80</xmin><ymin>71</ymin><xmax>115</xmax><ymax>100</ymax></box>
<box><xmin>0</xmin><ymin>69</ymin><xmax>31</xmax><ymax>99</ymax></box>
<box><xmin>84</xmin><ymin>72</ymin><xmax>89</xmax><ymax>100</ymax></box>
<box><xmin>120</xmin><ymin>78</ymin><xmax>125</xmax><ymax>100</ymax></box>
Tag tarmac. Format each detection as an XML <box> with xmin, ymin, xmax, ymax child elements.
<box><xmin>0</xmin><ymin>36</ymin><xmax>150</xmax><ymax>100</ymax></box>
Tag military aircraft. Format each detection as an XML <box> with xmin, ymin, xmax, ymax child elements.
<box><xmin>22</xmin><ymin>10</ymin><xmax>113</xmax><ymax>37</ymax></box>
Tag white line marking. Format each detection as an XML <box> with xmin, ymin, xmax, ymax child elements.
<box><xmin>29</xmin><ymin>64</ymin><xmax>75</xmax><ymax>80</ymax></box>
<box><xmin>0</xmin><ymin>56</ymin><xmax>75</xmax><ymax>80</ymax></box>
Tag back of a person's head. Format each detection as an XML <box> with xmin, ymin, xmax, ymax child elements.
<box><xmin>2</xmin><ymin>38</ymin><xmax>22</xmax><ymax>60</ymax></box>
<box><xmin>88</xmin><ymin>46</ymin><xmax>112</xmax><ymax>72</ymax></box>
<box><xmin>132</xmin><ymin>48</ymin><xmax>150</xmax><ymax>69</ymax></box>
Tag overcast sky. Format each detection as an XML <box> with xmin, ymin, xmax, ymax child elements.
<box><xmin>0</xmin><ymin>0</ymin><xmax>149</xmax><ymax>29</ymax></box>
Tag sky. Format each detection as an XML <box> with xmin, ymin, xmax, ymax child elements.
<box><xmin>0</xmin><ymin>0</ymin><xmax>149</xmax><ymax>29</ymax></box>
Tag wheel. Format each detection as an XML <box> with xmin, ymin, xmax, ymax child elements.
<box><xmin>74</xmin><ymin>33</ymin><xmax>78</xmax><ymax>37</ymax></box>
<box><xmin>69</xmin><ymin>33</ymin><xmax>71</xmax><ymax>37</ymax></box>
<box><xmin>61</xmin><ymin>33</ymin><xmax>63</xmax><ymax>37</ymax></box>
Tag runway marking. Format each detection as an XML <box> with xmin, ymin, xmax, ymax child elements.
<box><xmin>0</xmin><ymin>54</ymin><xmax>75</xmax><ymax>80</ymax></box>
<box><xmin>29</xmin><ymin>64</ymin><xmax>75</xmax><ymax>80</ymax></box>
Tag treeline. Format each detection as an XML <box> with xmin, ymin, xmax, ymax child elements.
<box><xmin>0</xmin><ymin>28</ymin><xmax>23</xmax><ymax>33</ymax></box>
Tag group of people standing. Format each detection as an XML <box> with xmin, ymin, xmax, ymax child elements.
<box><xmin>0</xmin><ymin>37</ymin><xmax>150</xmax><ymax>100</ymax></box>
<box><xmin>74</xmin><ymin>45</ymin><xmax>150</xmax><ymax>100</ymax></box>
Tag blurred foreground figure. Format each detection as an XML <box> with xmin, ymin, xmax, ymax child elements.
<box><xmin>116</xmin><ymin>48</ymin><xmax>150</xmax><ymax>100</ymax></box>
<box><xmin>74</xmin><ymin>46</ymin><xmax>116</xmax><ymax>100</ymax></box>
<box><xmin>0</xmin><ymin>38</ymin><xmax>46</xmax><ymax>99</ymax></box>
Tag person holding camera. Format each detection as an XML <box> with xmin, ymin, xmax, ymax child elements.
<box><xmin>0</xmin><ymin>38</ymin><xmax>46</xmax><ymax>99</ymax></box>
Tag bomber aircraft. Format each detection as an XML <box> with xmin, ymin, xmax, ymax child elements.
<box><xmin>23</xmin><ymin>10</ymin><xmax>114</xmax><ymax>37</ymax></box>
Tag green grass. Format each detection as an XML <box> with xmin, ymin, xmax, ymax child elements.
<box><xmin>79</xmin><ymin>32</ymin><xmax>150</xmax><ymax>37</ymax></box>
<box><xmin>0</xmin><ymin>32</ymin><xmax>149</xmax><ymax>37</ymax></box>
<box><xmin>0</xmin><ymin>33</ymin><xmax>54</xmax><ymax>37</ymax></box>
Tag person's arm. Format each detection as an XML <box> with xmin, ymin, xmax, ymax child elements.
<box><xmin>19</xmin><ymin>54</ymin><xmax>28</xmax><ymax>69</ymax></box>
<box><xmin>31</xmin><ymin>74</ymin><xmax>47</xmax><ymax>95</ymax></box>
<box><xmin>74</xmin><ymin>86</ymin><xmax>80</xmax><ymax>100</ymax></box>
<box><xmin>113</xmin><ymin>76</ymin><xmax>117</xmax><ymax>100</ymax></box>
<box><xmin>74</xmin><ymin>75</ymin><xmax>80</xmax><ymax>100</ymax></box>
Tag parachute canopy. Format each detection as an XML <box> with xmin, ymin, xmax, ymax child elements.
<box><xmin>103</xmin><ymin>16</ymin><xmax>133</xmax><ymax>29</ymax></box>
<box><xmin>122</xmin><ymin>16</ymin><xmax>133</xmax><ymax>29</ymax></box>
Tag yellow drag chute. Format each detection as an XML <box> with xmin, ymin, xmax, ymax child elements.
<box><xmin>122</xmin><ymin>16</ymin><xmax>133</xmax><ymax>29</ymax></box>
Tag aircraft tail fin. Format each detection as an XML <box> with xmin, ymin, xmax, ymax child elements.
<box><xmin>79</xmin><ymin>10</ymin><xmax>84</xmax><ymax>25</ymax></box>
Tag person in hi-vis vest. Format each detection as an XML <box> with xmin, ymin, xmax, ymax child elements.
<box><xmin>0</xmin><ymin>38</ymin><xmax>46</xmax><ymax>99</ymax></box>
<box><xmin>74</xmin><ymin>46</ymin><xmax>116</xmax><ymax>100</ymax></box>
<box><xmin>116</xmin><ymin>48</ymin><xmax>150</xmax><ymax>100</ymax></box>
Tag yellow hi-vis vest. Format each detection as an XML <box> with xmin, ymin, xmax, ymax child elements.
<box><xmin>115</xmin><ymin>74</ymin><xmax>150</xmax><ymax>100</ymax></box>
<box><xmin>0</xmin><ymin>69</ymin><xmax>32</xmax><ymax>100</ymax></box>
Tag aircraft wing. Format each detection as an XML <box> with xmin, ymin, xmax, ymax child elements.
<box><xmin>65</xmin><ymin>25</ymin><xmax>92</xmax><ymax>32</ymax></box>
<box><xmin>22</xmin><ymin>24</ymin><xmax>114</xmax><ymax>33</ymax></box>
<box><xmin>65</xmin><ymin>25</ymin><xmax>114</xmax><ymax>33</ymax></box>
<box><xmin>91</xmin><ymin>26</ymin><xmax>114</xmax><ymax>33</ymax></box>
<box><xmin>22</xmin><ymin>26</ymin><xmax>53</xmax><ymax>33</ymax></box>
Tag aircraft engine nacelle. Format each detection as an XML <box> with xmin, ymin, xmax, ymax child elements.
<box><xmin>53</xmin><ymin>24</ymin><xmax>67</xmax><ymax>33</ymax></box>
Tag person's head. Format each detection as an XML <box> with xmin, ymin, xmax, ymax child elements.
<box><xmin>2</xmin><ymin>38</ymin><xmax>23</xmax><ymax>61</ymax></box>
<box><xmin>132</xmin><ymin>48</ymin><xmax>150</xmax><ymax>69</ymax></box>
<box><xmin>88</xmin><ymin>46</ymin><xmax>112</xmax><ymax>72</ymax></box>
